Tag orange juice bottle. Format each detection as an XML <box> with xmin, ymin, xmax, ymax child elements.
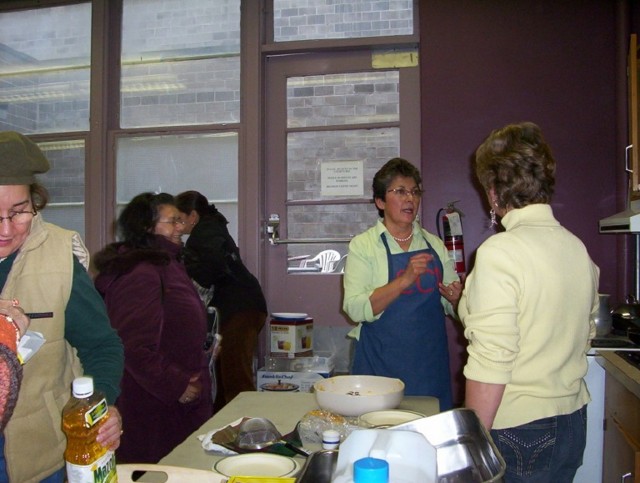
<box><xmin>62</xmin><ymin>376</ymin><xmax>117</xmax><ymax>483</ymax></box>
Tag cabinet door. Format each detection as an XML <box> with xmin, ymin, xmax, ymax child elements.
<box><xmin>629</xmin><ymin>33</ymin><xmax>640</xmax><ymax>199</ymax></box>
<box><xmin>603</xmin><ymin>415</ymin><xmax>639</xmax><ymax>482</ymax></box>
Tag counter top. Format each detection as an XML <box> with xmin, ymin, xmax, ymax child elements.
<box><xmin>596</xmin><ymin>351</ymin><xmax>640</xmax><ymax>399</ymax></box>
<box><xmin>158</xmin><ymin>391</ymin><xmax>440</xmax><ymax>472</ymax></box>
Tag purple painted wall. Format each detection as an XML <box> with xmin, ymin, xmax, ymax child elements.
<box><xmin>418</xmin><ymin>0</ymin><xmax>631</xmax><ymax>403</ymax></box>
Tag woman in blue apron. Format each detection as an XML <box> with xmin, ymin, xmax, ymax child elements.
<box><xmin>343</xmin><ymin>158</ymin><xmax>462</xmax><ymax>411</ymax></box>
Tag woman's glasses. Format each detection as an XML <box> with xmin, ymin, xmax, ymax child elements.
<box><xmin>0</xmin><ymin>210</ymin><xmax>37</xmax><ymax>225</ymax></box>
<box><xmin>157</xmin><ymin>218</ymin><xmax>186</xmax><ymax>226</ymax></box>
<box><xmin>386</xmin><ymin>187</ymin><xmax>424</xmax><ymax>198</ymax></box>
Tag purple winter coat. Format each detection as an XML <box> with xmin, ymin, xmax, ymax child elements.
<box><xmin>93</xmin><ymin>235</ymin><xmax>212</xmax><ymax>463</ymax></box>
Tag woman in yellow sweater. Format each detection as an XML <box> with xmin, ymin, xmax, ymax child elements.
<box><xmin>459</xmin><ymin>122</ymin><xmax>599</xmax><ymax>482</ymax></box>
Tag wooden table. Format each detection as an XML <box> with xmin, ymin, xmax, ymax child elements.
<box><xmin>158</xmin><ymin>391</ymin><xmax>440</xmax><ymax>473</ymax></box>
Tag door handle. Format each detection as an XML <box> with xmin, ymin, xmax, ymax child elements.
<box><xmin>271</xmin><ymin>237</ymin><xmax>353</xmax><ymax>245</ymax></box>
<box><xmin>266</xmin><ymin>214</ymin><xmax>280</xmax><ymax>245</ymax></box>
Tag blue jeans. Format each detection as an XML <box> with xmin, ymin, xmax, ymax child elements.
<box><xmin>490</xmin><ymin>405</ymin><xmax>587</xmax><ymax>483</ymax></box>
<box><xmin>0</xmin><ymin>434</ymin><xmax>64</xmax><ymax>483</ymax></box>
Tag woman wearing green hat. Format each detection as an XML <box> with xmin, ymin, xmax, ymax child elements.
<box><xmin>0</xmin><ymin>131</ymin><xmax>124</xmax><ymax>483</ymax></box>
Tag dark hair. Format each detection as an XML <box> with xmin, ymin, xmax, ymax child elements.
<box><xmin>372</xmin><ymin>157</ymin><xmax>422</xmax><ymax>217</ymax></box>
<box><xmin>175</xmin><ymin>190</ymin><xmax>228</xmax><ymax>225</ymax></box>
<box><xmin>30</xmin><ymin>183</ymin><xmax>49</xmax><ymax>211</ymax></box>
<box><xmin>475</xmin><ymin>122</ymin><xmax>556</xmax><ymax>209</ymax></box>
<box><xmin>117</xmin><ymin>192</ymin><xmax>175</xmax><ymax>247</ymax></box>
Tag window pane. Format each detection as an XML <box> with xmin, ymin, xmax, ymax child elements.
<box><xmin>274</xmin><ymin>0</ymin><xmax>414</xmax><ymax>42</ymax></box>
<box><xmin>0</xmin><ymin>4</ymin><xmax>91</xmax><ymax>133</ymax></box>
<box><xmin>116</xmin><ymin>132</ymin><xmax>239</xmax><ymax>238</ymax></box>
<box><xmin>288</xmin><ymin>71</ymin><xmax>399</xmax><ymax>128</ymax></box>
<box><xmin>286</xmin><ymin>128</ymin><xmax>399</xmax><ymax>272</ymax></box>
<box><xmin>285</xmin><ymin>203</ymin><xmax>378</xmax><ymax>274</ymax></box>
<box><xmin>287</xmin><ymin>128</ymin><xmax>399</xmax><ymax>201</ymax></box>
<box><xmin>121</xmin><ymin>0</ymin><xmax>241</xmax><ymax>128</ymax></box>
<box><xmin>288</xmin><ymin>204</ymin><xmax>375</xmax><ymax>240</ymax></box>
<box><xmin>36</xmin><ymin>139</ymin><xmax>86</xmax><ymax>236</ymax></box>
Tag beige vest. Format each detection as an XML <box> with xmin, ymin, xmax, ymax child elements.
<box><xmin>2</xmin><ymin>215</ymin><xmax>86</xmax><ymax>483</ymax></box>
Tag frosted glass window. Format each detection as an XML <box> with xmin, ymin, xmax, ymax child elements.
<box><xmin>287</xmin><ymin>128</ymin><xmax>399</xmax><ymax>201</ymax></box>
<box><xmin>116</xmin><ymin>132</ymin><xmax>239</xmax><ymax>238</ymax></box>
<box><xmin>121</xmin><ymin>0</ymin><xmax>241</xmax><ymax>128</ymax></box>
<box><xmin>285</xmin><ymin>128</ymin><xmax>399</xmax><ymax>272</ymax></box>
<box><xmin>287</xmin><ymin>71</ymin><xmax>399</xmax><ymax>128</ymax></box>
<box><xmin>35</xmin><ymin>139</ymin><xmax>86</xmax><ymax>237</ymax></box>
<box><xmin>274</xmin><ymin>0</ymin><xmax>413</xmax><ymax>42</ymax></box>
<box><xmin>0</xmin><ymin>4</ymin><xmax>91</xmax><ymax>133</ymax></box>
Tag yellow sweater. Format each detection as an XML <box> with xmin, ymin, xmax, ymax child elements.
<box><xmin>459</xmin><ymin>204</ymin><xmax>599</xmax><ymax>429</ymax></box>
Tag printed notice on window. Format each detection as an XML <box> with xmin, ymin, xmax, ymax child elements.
<box><xmin>321</xmin><ymin>160</ymin><xmax>364</xmax><ymax>196</ymax></box>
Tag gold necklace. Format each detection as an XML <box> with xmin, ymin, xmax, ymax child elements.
<box><xmin>392</xmin><ymin>232</ymin><xmax>413</xmax><ymax>242</ymax></box>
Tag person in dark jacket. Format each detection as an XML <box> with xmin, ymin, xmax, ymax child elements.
<box><xmin>176</xmin><ymin>190</ymin><xmax>267</xmax><ymax>410</ymax></box>
<box><xmin>93</xmin><ymin>192</ymin><xmax>213</xmax><ymax>463</ymax></box>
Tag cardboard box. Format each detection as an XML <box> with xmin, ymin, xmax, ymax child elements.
<box><xmin>269</xmin><ymin>317</ymin><xmax>313</xmax><ymax>357</ymax></box>
<box><xmin>256</xmin><ymin>368</ymin><xmax>333</xmax><ymax>393</ymax></box>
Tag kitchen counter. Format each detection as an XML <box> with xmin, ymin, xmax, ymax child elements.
<box><xmin>597</xmin><ymin>350</ymin><xmax>640</xmax><ymax>482</ymax></box>
<box><xmin>596</xmin><ymin>350</ymin><xmax>640</xmax><ymax>399</ymax></box>
<box><xmin>158</xmin><ymin>391</ymin><xmax>440</xmax><ymax>473</ymax></box>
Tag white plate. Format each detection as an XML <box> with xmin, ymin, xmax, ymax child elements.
<box><xmin>271</xmin><ymin>312</ymin><xmax>308</xmax><ymax>320</ymax></box>
<box><xmin>358</xmin><ymin>409</ymin><xmax>425</xmax><ymax>428</ymax></box>
<box><xmin>213</xmin><ymin>453</ymin><xmax>301</xmax><ymax>477</ymax></box>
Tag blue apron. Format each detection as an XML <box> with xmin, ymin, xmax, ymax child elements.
<box><xmin>352</xmin><ymin>233</ymin><xmax>453</xmax><ymax>410</ymax></box>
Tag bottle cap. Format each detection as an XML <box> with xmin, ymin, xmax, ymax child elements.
<box><xmin>322</xmin><ymin>429</ymin><xmax>340</xmax><ymax>449</ymax></box>
<box><xmin>354</xmin><ymin>457</ymin><xmax>389</xmax><ymax>483</ymax></box>
<box><xmin>72</xmin><ymin>376</ymin><xmax>94</xmax><ymax>398</ymax></box>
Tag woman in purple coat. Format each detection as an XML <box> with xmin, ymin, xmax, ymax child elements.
<box><xmin>93</xmin><ymin>192</ymin><xmax>213</xmax><ymax>463</ymax></box>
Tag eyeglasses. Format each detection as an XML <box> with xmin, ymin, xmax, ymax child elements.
<box><xmin>387</xmin><ymin>187</ymin><xmax>424</xmax><ymax>198</ymax></box>
<box><xmin>0</xmin><ymin>210</ymin><xmax>37</xmax><ymax>225</ymax></box>
<box><xmin>157</xmin><ymin>218</ymin><xmax>186</xmax><ymax>226</ymax></box>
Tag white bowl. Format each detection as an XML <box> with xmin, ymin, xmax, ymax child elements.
<box><xmin>313</xmin><ymin>375</ymin><xmax>404</xmax><ymax>417</ymax></box>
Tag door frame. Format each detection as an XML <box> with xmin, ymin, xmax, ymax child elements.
<box><xmin>262</xmin><ymin>51</ymin><xmax>421</xmax><ymax>328</ymax></box>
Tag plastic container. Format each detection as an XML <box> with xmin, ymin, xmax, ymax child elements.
<box><xmin>322</xmin><ymin>429</ymin><xmax>341</xmax><ymax>450</ymax></box>
<box><xmin>331</xmin><ymin>429</ymin><xmax>437</xmax><ymax>483</ymax></box>
<box><xmin>62</xmin><ymin>376</ymin><xmax>117</xmax><ymax>483</ymax></box>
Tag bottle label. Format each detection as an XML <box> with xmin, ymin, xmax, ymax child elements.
<box><xmin>85</xmin><ymin>397</ymin><xmax>108</xmax><ymax>427</ymax></box>
<box><xmin>66</xmin><ymin>450</ymin><xmax>117</xmax><ymax>483</ymax></box>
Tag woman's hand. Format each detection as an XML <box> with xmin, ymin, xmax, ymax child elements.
<box><xmin>439</xmin><ymin>280</ymin><xmax>463</xmax><ymax>307</ymax></box>
<box><xmin>97</xmin><ymin>405</ymin><xmax>123</xmax><ymax>451</ymax></box>
<box><xmin>179</xmin><ymin>374</ymin><xmax>202</xmax><ymax>404</ymax></box>
<box><xmin>370</xmin><ymin>253</ymin><xmax>435</xmax><ymax>315</ymax></box>
<box><xmin>0</xmin><ymin>299</ymin><xmax>30</xmax><ymax>338</ymax></box>
<box><xmin>400</xmin><ymin>252</ymin><xmax>434</xmax><ymax>284</ymax></box>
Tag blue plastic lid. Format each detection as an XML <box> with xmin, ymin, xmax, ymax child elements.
<box><xmin>353</xmin><ymin>457</ymin><xmax>389</xmax><ymax>483</ymax></box>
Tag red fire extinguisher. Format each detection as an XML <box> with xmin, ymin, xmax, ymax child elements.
<box><xmin>436</xmin><ymin>201</ymin><xmax>466</xmax><ymax>275</ymax></box>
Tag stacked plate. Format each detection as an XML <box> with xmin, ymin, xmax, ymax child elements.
<box><xmin>358</xmin><ymin>409</ymin><xmax>425</xmax><ymax>428</ymax></box>
<box><xmin>213</xmin><ymin>453</ymin><xmax>302</xmax><ymax>478</ymax></box>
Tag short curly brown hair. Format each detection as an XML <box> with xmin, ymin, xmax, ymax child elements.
<box><xmin>475</xmin><ymin>122</ymin><xmax>555</xmax><ymax>209</ymax></box>
<box><xmin>372</xmin><ymin>157</ymin><xmax>422</xmax><ymax>217</ymax></box>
